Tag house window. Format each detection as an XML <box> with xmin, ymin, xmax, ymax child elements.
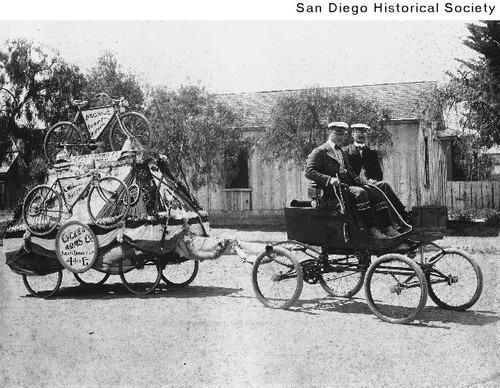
<box><xmin>424</xmin><ymin>136</ymin><xmax>430</xmax><ymax>188</ymax></box>
<box><xmin>225</xmin><ymin>147</ymin><xmax>249</xmax><ymax>189</ymax></box>
<box><xmin>223</xmin><ymin>147</ymin><xmax>252</xmax><ymax>211</ymax></box>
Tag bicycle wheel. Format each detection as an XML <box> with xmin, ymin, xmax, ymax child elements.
<box><xmin>319</xmin><ymin>254</ymin><xmax>366</xmax><ymax>298</ymax></box>
<box><xmin>162</xmin><ymin>260</ymin><xmax>199</xmax><ymax>287</ymax></box>
<box><xmin>87</xmin><ymin>177</ymin><xmax>130</xmax><ymax>229</ymax></box>
<box><xmin>22</xmin><ymin>271</ymin><xmax>63</xmax><ymax>298</ymax></box>
<box><xmin>252</xmin><ymin>246</ymin><xmax>303</xmax><ymax>309</ymax></box>
<box><xmin>74</xmin><ymin>271</ymin><xmax>110</xmax><ymax>286</ymax></box>
<box><xmin>23</xmin><ymin>185</ymin><xmax>62</xmax><ymax>236</ymax></box>
<box><xmin>109</xmin><ymin>112</ymin><xmax>152</xmax><ymax>151</ymax></box>
<box><xmin>119</xmin><ymin>257</ymin><xmax>162</xmax><ymax>295</ymax></box>
<box><xmin>365</xmin><ymin>254</ymin><xmax>428</xmax><ymax>324</ymax></box>
<box><xmin>426</xmin><ymin>249</ymin><xmax>483</xmax><ymax>311</ymax></box>
<box><xmin>44</xmin><ymin>121</ymin><xmax>85</xmax><ymax>163</ymax></box>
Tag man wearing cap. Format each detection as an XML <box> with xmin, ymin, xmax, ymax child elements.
<box><xmin>305</xmin><ymin>122</ymin><xmax>399</xmax><ymax>239</ymax></box>
<box><xmin>346</xmin><ymin>123</ymin><xmax>408</xmax><ymax>219</ymax></box>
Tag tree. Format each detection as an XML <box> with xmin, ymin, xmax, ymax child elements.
<box><xmin>441</xmin><ymin>21</ymin><xmax>500</xmax><ymax>148</ymax></box>
<box><xmin>262</xmin><ymin>86</ymin><xmax>392</xmax><ymax>163</ymax></box>
<box><xmin>85</xmin><ymin>51</ymin><xmax>144</xmax><ymax>108</ymax></box>
<box><xmin>146</xmin><ymin>84</ymin><xmax>243</xmax><ymax>189</ymax></box>
<box><xmin>0</xmin><ymin>39</ymin><xmax>86</xmax><ymax>161</ymax></box>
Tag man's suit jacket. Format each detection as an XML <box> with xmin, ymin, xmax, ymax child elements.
<box><xmin>344</xmin><ymin>143</ymin><xmax>383</xmax><ymax>181</ymax></box>
<box><xmin>305</xmin><ymin>142</ymin><xmax>360</xmax><ymax>188</ymax></box>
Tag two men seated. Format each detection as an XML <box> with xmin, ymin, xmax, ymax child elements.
<box><xmin>305</xmin><ymin>121</ymin><xmax>408</xmax><ymax>239</ymax></box>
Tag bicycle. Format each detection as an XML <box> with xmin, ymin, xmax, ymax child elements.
<box><xmin>23</xmin><ymin>170</ymin><xmax>131</xmax><ymax>236</ymax></box>
<box><xmin>43</xmin><ymin>92</ymin><xmax>152</xmax><ymax>163</ymax></box>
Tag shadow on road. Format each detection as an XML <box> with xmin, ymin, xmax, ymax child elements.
<box><xmin>289</xmin><ymin>296</ymin><xmax>500</xmax><ymax>327</ymax></box>
<box><xmin>21</xmin><ymin>283</ymin><xmax>243</xmax><ymax>300</ymax></box>
<box><xmin>419</xmin><ymin>307</ymin><xmax>500</xmax><ymax>327</ymax></box>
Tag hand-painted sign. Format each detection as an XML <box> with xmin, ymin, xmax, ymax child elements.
<box><xmin>82</xmin><ymin>107</ymin><xmax>114</xmax><ymax>140</ymax></box>
<box><xmin>58</xmin><ymin>174</ymin><xmax>93</xmax><ymax>206</ymax></box>
<box><xmin>55</xmin><ymin>221</ymin><xmax>98</xmax><ymax>273</ymax></box>
<box><xmin>70</xmin><ymin>151</ymin><xmax>122</xmax><ymax>169</ymax></box>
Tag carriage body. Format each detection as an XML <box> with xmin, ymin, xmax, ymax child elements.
<box><xmin>284</xmin><ymin>183</ymin><xmax>446</xmax><ymax>254</ymax></box>
<box><xmin>254</xmin><ymin>190</ymin><xmax>483</xmax><ymax>324</ymax></box>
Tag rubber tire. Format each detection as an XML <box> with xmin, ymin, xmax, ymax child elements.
<box><xmin>23</xmin><ymin>185</ymin><xmax>62</xmax><ymax>236</ymax></box>
<box><xmin>44</xmin><ymin>121</ymin><xmax>84</xmax><ymax>163</ymax></box>
<box><xmin>74</xmin><ymin>271</ymin><xmax>110</xmax><ymax>286</ymax></box>
<box><xmin>252</xmin><ymin>246</ymin><xmax>303</xmax><ymax>309</ymax></box>
<box><xmin>162</xmin><ymin>260</ymin><xmax>199</xmax><ymax>287</ymax></box>
<box><xmin>319</xmin><ymin>254</ymin><xmax>366</xmax><ymax>298</ymax></box>
<box><xmin>426</xmin><ymin>249</ymin><xmax>483</xmax><ymax>311</ymax></box>
<box><xmin>87</xmin><ymin>176</ymin><xmax>130</xmax><ymax>229</ymax></box>
<box><xmin>109</xmin><ymin>112</ymin><xmax>152</xmax><ymax>151</ymax></box>
<box><xmin>365</xmin><ymin>254</ymin><xmax>428</xmax><ymax>324</ymax></box>
<box><xmin>119</xmin><ymin>258</ymin><xmax>162</xmax><ymax>295</ymax></box>
<box><xmin>22</xmin><ymin>271</ymin><xmax>63</xmax><ymax>298</ymax></box>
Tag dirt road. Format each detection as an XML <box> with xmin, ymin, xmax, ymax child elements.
<box><xmin>1</xmin><ymin>229</ymin><xmax>499</xmax><ymax>387</ymax></box>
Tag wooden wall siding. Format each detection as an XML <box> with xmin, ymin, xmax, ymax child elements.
<box><xmin>382</xmin><ymin>121</ymin><xmax>447</xmax><ymax>208</ymax></box>
<box><xmin>194</xmin><ymin>121</ymin><xmax>448</xmax><ymax>214</ymax></box>
<box><xmin>194</xmin><ymin>146</ymin><xmax>308</xmax><ymax>213</ymax></box>
<box><xmin>446</xmin><ymin>181</ymin><xmax>500</xmax><ymax>210</ymax></box>
<box><xmin>382</xmin><ymin>122</ymin><xmax>419</xmax><ymax>207</ymax></box>
<box><xmin>222</xmin><ymin>189</ymin><xmax>252</xmax><ymax>211</ymax></box>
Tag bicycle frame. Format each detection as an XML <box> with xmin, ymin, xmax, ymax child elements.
<box><xmin>51</xmin><ymin>172</ymin><xmax>98</xmax><ymax>212</ymax></box>
<box><xmin>76</xmin><ymin>105</ymin><xmax>116</xmax><ymax>142</ymax></box>
<box><xmin>74</xmin><ymin>97</ymin><xmax>134</xmax><ymax>142</ymax></box>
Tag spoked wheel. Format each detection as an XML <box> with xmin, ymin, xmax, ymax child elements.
<box><xmin>119</xmin><ymin>257</ymin><xmax>162</xmax><ymax>295</ymax></box>
<box><xmin>162</xmin><ymin>260</ymin><xmax>199</xmax><ymax>287</ymax></box>
<box><xmin>252</xmin><ymin>246</ymin><xmax>303</xmax><ymax>309</ymax></box>
<box><xmin>44</xmin><ymin>122</ymin><xmax>85</xmax><ymax>163</ymax></box>
<box><xmin>23</xmin><ymin>185</ymin><xmax>62</xmax><ymax>236</ymax></box>
<box><xmin>87</xmin><ymin>177</ymin><xmax>130</xmax><ymax>229</ymax></box>
<box><xmin>109</xmin><ymin>112</ymin><xmax>152</xmax><ymax>151</ymax></box>
<box><xmin>319</xmin><ymin>254</ymin><xmax>366</xmax><ymax>298</ymax></box>
<box><xmin>426</xmin><ymin>249</ymin><xmax>483</xmax><ymax>310</ymax></box>
<box><xmin>74</xmin><ymin>271</ymin><xmax>110</xmax><ymax>286</ymax></box>
<box><xmin>365</xmin><ymin>254</ymin><xmax>428</xmax><ymax>324</ymax></box>
<box><xmin>22</xmin><ymin>271</ymin><xmax>63</xmax><ymax>298</ymax></box>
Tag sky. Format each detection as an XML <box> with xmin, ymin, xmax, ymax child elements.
<box><xmin>0</xmin><ymin>19</ymin><xmax>480</xmax><ymax>94</ymax></box>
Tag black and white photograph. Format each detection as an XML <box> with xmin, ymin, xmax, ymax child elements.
<box><xmin>1</xmin><ymin>2</ymin><xmax>499</xmax><ymax>387</ymax></box>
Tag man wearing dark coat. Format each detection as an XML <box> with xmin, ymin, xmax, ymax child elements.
<box><xmin>345</xmin><ymin>123</ymin><xmax>408</xmax><ymax>218</ymax></box>
<box><xmin>305</xmin><ymin>122</ymin><xmax>400</xmax><ymax>239</ymax></box>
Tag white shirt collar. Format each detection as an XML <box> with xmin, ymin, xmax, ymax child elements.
<box><xmin>354</xmin><ymin>141</ymin><xmax>367</xmax><ymax>148</ymax></box>
<box><xmin>327</xmin><ymin>139</ymin><xmax>341</xmax><ymax>150</ymax></box>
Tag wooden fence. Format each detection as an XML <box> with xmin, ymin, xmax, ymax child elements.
<box><xmin>446</xmin><ymin>181</ymin><xmax>500</xmax><ymax>210</ymax></box>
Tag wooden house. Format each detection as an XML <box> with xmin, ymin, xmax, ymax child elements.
<box><xmin>194</xmin><ymin>81</ymin><xmax>447</xmax><ymax>226</ymax></box>
<box><xmin>0</xmin><ymin>140</ymin><xmax>29</xmax><ymax>210</ymax></box>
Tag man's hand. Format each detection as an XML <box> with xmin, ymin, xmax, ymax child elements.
<box><xmin>329</xmin><ymin>177</ymin><xmax>341</xmax><ymax>188</ymax></box>
<box><xmin>367</xmin><ymin>178</ymin><xmax>378</xmax><ymax>185</ymax></box>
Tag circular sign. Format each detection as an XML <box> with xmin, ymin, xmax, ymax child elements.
<box><xmin>55</xmin><ymin>221</ymin><xmax>99</xmax><ymax>273</ymax></box>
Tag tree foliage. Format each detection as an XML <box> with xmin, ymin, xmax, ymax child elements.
<box><xmin>0</xmin><ymin>39</ymin><xmax>86</xmax><ymax>161</ymax></box>
<box><xmin>262</xmin><ymin>86</ymin><xmax>392</xmax><ymax>163</ymax></box>
<box><xmin>441</xmin><ymin>21</ymin><xmax>500</xmax><ymax>147</ymax></box>
<box><xmin>432</xmin><ymin>21</ymin><xmax>500</xmax><ymax>180</ymax></box>
<box><xmin>146</xmin><ymin>84</ymin><xmax>243</xmax><ymax>188</ymax></box>
<box><xmin>85</xmin><ymin>51</ymin><xmax>144</xmax><ymax>108</ymax></box>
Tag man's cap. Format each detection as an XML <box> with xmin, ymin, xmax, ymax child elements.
<box><xmin>327</xmin><ymin>121</ymin><xmax>348</xmax><ymax>132</ymax></box>
<box><xmin>351</xmin><ymin>123</ymin><xmax>371</xmax><ymax>131</ymax></box>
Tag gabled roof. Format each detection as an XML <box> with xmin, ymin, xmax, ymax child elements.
<box><xmin>0</xmin><ymin>138</ymin><xmax>22</xmax><ymax>174</ymax></box>
<box><xmin>0</xmin><ymin>151</ymin><xmax>19</xmax><ymax>174</ymax></box>
<box><xmin>216</xmin><ymin>81</ymin><xmax>437</xmax><ymax>128</ymax></box>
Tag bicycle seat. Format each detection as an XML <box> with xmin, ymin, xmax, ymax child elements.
<box><xmin>72</xmin><ymin>100</ymin><xmax>89</xmax><ymax>108</ymax></box>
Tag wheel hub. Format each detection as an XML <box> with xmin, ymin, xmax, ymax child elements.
<box><xmin>390</xmin><ymin>284</ymin><xmax>403</xmax><ymax>295</ymax></box>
